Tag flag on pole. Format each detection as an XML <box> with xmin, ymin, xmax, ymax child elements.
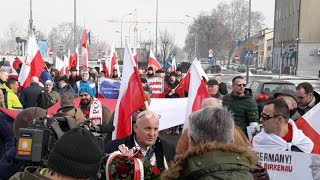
<box><xmin>81</xmin><ymin>29</ymin><xmax>90</xmax><ymax>71</ymax></box>
<box><xmin>148</xmin><ymin>49</ymin><xmax>161</xmax><ymax>71</ymax></box>
<box><xmin>296</xmin><ymin>103</ymin><xmax>320</xmax><ymax>154</ymax></box>
<box><xmin>110</xmin><ymin>42</ymin><xmax>121</xmax><ymax>77</ymax></box>
<box><xmin>62</xmin><ymin>55</ymin><xmax>69</xmax><ymax>75</ymax></box>
<box><xmin>18</xmin><ymin>33</ymin><xmax>46</xmax><ymax>87</ymax></box>
<box><xmin>171</xmin><ymin>56</ymin><xmax>177</xmax><ymax>72</ymax></box>
<box><xmin>112</xmin><ymin>39</ymin><xmax>147</xmax><ymax>140</ymax></box>
<box><xmin>179</xmin><ymin>70</ymin><xmax>191</xmax><ymax>93</ymax></box>
<box><xmin>55</xmin><ymin>56</ymin><xmax>64</xmax><ymax>73</ymax></box>
<box><xmin>71</xmin><ymin>45</ymin><xmax>79</xmax><ymax>70</ymax></box>
<box><xmin>183</xmin><ymin>58</ymin><xmax>210</xmax><ymax>129</ymax></box>
<box><xmin>133</xmin><ymin>47</ymin><xmax>138</xmax><ymax>67</ymax></box>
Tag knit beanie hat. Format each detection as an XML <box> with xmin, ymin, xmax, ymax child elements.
<box><xmin>47</xmin><ymin>127</ymin><xmax>103</xmax><ymax>178</ymax></box>
<box><xmin>79</xmin><ymin>84</ymin><xmax>94</xmax><ymax>97</ymax></box>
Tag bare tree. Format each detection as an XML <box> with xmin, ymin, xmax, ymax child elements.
<box><xmin>6</xmin><ymin>22</ymin><xmax>22</xmax><ymax>52</ymax></box>
<box><xmin>48</xmin><ymin>22</ymin><xmax>82</xmax><ymax>54</ymax></box>
<box><xmin>159</xmin><ymin>30</ymin><xmax>175</xmax><ymax>67</ymax></box>
<box><xmin>213</xmin><ymin>0</ymin><xmax>265</xmax><ymax>61</ymax></box>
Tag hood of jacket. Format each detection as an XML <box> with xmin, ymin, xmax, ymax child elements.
<box><xmin>161</xmin><ymin>142</ymin><xmax>258</xmax><ymax>180</ymax></box>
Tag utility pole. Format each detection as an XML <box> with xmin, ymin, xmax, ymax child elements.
<box><xmin>29</xmin><ymin>0</ymin><xmax>33</xmax><ymax>35</ymax></box>
<box><xmin>279</xmin><ymin>42</ymin><xmax>283</xmax><ymax>80</ymax></box>
<box><xmin>74</xmin><ymin>0</ymin><xmax>77</xmax><ymax>53</ymax></box>
<box><xmin>246</xmin><ymin>0</ymin><xmax>251</xmax><ymax>84</ymax></box>
<box><xmin>155</xmin><ymin>0</ymin><xmax>159</xmax><ymax>58</ymax></box>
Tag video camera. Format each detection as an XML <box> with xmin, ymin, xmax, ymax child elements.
<box><xmin>15</xmin><ymin>114</ymin><xmax>114</xmax><ymax>164</ymax></box>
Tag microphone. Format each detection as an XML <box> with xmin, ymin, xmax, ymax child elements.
<box><xmin>91</xmin><ymin>124</ymin><xmax>115</xmax><ymax>133</ymax></box>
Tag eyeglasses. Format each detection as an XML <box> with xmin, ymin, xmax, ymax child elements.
<box><xmin>137</xmin><ymin>113</ymin><xmax>161</xmax><ymax>120</ymax></box>
<box><xmin>235</xmin><ymin>83</ymin><xmax>246</xmax><ymax>87</ymax></box>
<box><xmin>260</xmin><ymin>112</ymin><xmax>281</xmax><ymax>121</ymax></box>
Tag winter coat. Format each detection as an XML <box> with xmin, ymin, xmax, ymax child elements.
<box><xmin>9</xmin><ymin>166</ymin><xmax>50</xmax><ymax>180</ymax></box>
<box><xmin>105</xmin><ymin>134</ymin><xmax>176</xmax><ymax>172</ymax></box>
<box><xmin>219</xmin><ymin>82</ymin><xmax>228</xmax><ymax>95</ymax></box>
<box><xmin>222</xmin><ymin>89</ymin><xmax>258</xmax><ymax>134</ymax></box>
<box><xmin>1</xmin><ymin>84</ymin><xmax>22</xmax><ymax>110</ymax></box>
<box><xmin>161</xmin><ymin>142</ymin><xmax>257</xmax><ymax>180</ymax></box>
<box><xmin>19</xmin><ymin>83</ymin><xmax>44</xmax><ymax>108</ymax></box>
<box><xmin>68</xmin><ymin>75</ymin><xmax>81</xmax><ymax>88</ymax></box>
<box><xmin>40</xmin><ymin>69</ymin><xmax>52</xmax><ymax>84</ymax></box>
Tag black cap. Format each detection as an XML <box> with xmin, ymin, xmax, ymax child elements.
<box><xmin>70</xmin><ymin>67</ymin><xmax>78</xmax><ymax>71</ymax></box>
<box><xmin>176</xmin><ymin>67</ymin><xmax>182</xmax><ymax>72</ymax></box>
<box><xmin>147</xmin><ymin>67</ymin><xmax>153</xmax><ymax>71</ymax></box>
<box><xmin>170</xmin><ymin>71</ymin><xmax>177</xmax><ymax>77</ymax></box>
<box><xmin>59</xmin><ymin>75</ymin><xmax>69</xmax><ymax>83</ymax></box>
<box><xmin>274</xmin><ymin>89</ymin><xmax>297</xmax><ymax>102</ymax></box>
<box><xmin>48</xmin><ymin>127</ymin><xmax>103</xmax><ymax>178</ymax></box>
<box><xmin>207</xmin><ymin>79</ymin><xmax>219</xmax><ymax>86</ymax></box>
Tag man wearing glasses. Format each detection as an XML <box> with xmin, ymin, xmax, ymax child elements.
<box><xmin>296</xmin><ymin>82</ymin><xmax>320</xmax><ymax>116</ymax></box>
<box><xmin>223</xmin><ymin>76</ymin><xmax>258</xmax><ymax>135</ymax></box>
<box><xmin>252</xmin><ymin>99</ymin><xmax>313</xmax><ymax>152</ymax></box>
<box><xmin>105</xmin><ymin>110</ymin><xmax>176</xmax><ymax>172</ymax></box>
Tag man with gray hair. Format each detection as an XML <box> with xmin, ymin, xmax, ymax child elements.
<box><xmin>162</xmin><ymin>107</ymin><xmax>257</xmax><ymax>179</ymax></box>
<box><xmin>0</xmin><ymin>67</ymin><xmax>9</xmax><ymax>85</ymax></box>
<box><xmin>19</xmin><ymin>76</ymin><xmax>45</xmax><ymax>108</ymax></box>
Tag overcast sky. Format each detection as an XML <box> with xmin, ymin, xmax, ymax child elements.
<box><xmin>0</xmin><ymin>0</ymin><xmax>275</xmax><ymax>48</ymax></box>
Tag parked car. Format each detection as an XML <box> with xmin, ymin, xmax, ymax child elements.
<box><xmin>204</xmin><ymin>65</ymin><xmax>221</xmax><ymax>74</ymax></box>
<box><xmin>227</xmin><ymin>63</ymin><xmax>235</xmax><ymax>69</ymax></box>
<box><xmin>246</xmin><ymin>80</ymin><xmax>296</xmax><ymax>116</ymax></box>
<box><xmin>237</xmin><ymin>65</ymin><xmax>247</xmax><ymax>73</ymax></box>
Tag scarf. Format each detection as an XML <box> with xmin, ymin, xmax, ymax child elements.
<box><xmin>252</xmin><ymin>119</ymin><xmax>314</xmax><ymax>153</ymax></box>
<box><xmin>89</xmin><ymin>98</ymin><xmax>103</xmax><ymax>126</ymax></box>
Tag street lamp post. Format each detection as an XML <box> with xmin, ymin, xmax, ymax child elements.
<box><xmin>121</xmin><ymin>13</ymin><xmax>132</xmax><ymax>49</ymax></box>
<box><xmin>246</xmin><ymin>0</ymin><xmax>251</xmax><ymax>83</ymax></box>
<box><xmin>179</xmin><ymin>22</ymin><xmax>190</xmax><ymax>61</ymax></box>
<box><xmin>128</xmin><ymin>24</ymin><xmax>135</xmax><ymax>45</ymax></box>
<box><xmin>185</xmin><ymin>15</ymin><xmax>197</xmax><ymax>58</ymax></box>
<box><xmin>155</xmin><ymin>0</ymin><xmax>159</xmax><ymax>58</ymax></box>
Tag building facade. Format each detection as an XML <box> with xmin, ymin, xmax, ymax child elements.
<box><xmin>257</xmin><ymin>29</ymin><xmax>274</xmax><ymax>69</ymax></box>
<box><xmin>273</xmin><ymin>0</ymin><xmax>320</xmax><ymax>76</ymax></box>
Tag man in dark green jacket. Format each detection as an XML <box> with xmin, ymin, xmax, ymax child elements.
<box><xmin>222</xmin><ymin>76</ymin><xmax>258</xmax><ymax>135</ymax></box>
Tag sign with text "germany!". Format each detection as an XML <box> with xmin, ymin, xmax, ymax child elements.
<box><xmin>254</xmin><ymin>148</ymin><xmax>319</xmax><ymax>180</ymax></box>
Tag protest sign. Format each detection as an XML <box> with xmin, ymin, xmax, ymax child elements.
<box><xmin>147</xmin><ymin>77</ymin><xmax>164</xmax><ymax>97</ymax></box>
<box><xmin>254</xmin><ymin>148</ymin><xmax>319</xmax><ymax>180</ymax></box>
<box><xmin>100</xmin><ymin>78</ymin><xmax>121</xmax><ymax>99</ymax></box>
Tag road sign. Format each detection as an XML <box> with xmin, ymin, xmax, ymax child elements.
<box><xmin>48</xmin><ymin>50</ymin><xmax>54</xmax><ymax>56</ymax></box>
<box><xmin>245</xmin><ymin>43</ymin><xmax>254</xmax><ymax>50</ymax></box>
<box><xmin>244</xmin><ymin>50</ymin><xmax>254</xmax><ymax>61</ymax></box>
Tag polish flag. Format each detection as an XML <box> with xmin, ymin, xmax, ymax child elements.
<box><xmin>183</xmin><ymin>59</ymin><xmax>210</xmax><ymax>129</ymax></box>
<box><xmin>55</xmin><ymin>56</ymin><xmax>64</xmax><ymax>73</ymax></box>
<box><xmin>148</xmin><ymin>49</ymin><xmax>161</xmax><ymax>71</ymax></box>
<box><xmin>112</xmin><ymin>40</ymin><xmax>147</xmax><ymax>140</ymax></box>
<box><xmin>296</xmin><ymin>103</ymin><xmax>320</xmax><ymax>154</ymax></box>
<box><xmin>62</xmin><ymin>55</ymin><xmax>69</xmax><ymax>75</ymax></box>
<box><xmin>18</xmin><ymin>33</ymin><xmax>46</xmax><ymax>87</ymax></box>
<box><xmin>71</xmin><ymin>45</ymin><xmax>79</xmax><ymax>71</ymax></box>
<box><xmin>110</xmin><ymin>42</ymin><xmax>121</xmax><ymax>77</ymax></box>
<box><xmin>171</xmin><ymin>56</ymin><xmax>177</xmax><ymax>72</ymax></box>
<box><xmin>133</xmin><ymin>47</ymin><xmax>138</xmax><ymax>67</ymax></box>
<box><xmin>81</xmin><ymin>29</ymin><xmax>90</xmax><ymax>71</ymax></box>
<box><xmin>179</xmin><ymin>70</ymin><xmax>191</xmax><ymax>93</ymax></box>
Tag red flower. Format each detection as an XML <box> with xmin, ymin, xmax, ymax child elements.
<box><xmin>151</xmin><ymin>166</ymin><xmax>159</xmax><ymax>175</ymax></box>
<box><xmin>116</xmin><ymin>162</ymin><xmax>130</xmax><ymax>174</ymax></box>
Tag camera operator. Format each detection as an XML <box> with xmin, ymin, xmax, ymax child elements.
<box><xmin>10</xmin><ymin>127</ymin><xmax>104</xmax><ymax>180</ymax></box>
<box><xmin>0</xmin><ymin>107</ymin><xmax>47</xmax><ymax>179</ymax></box>
<box><xmin>55</xmin><ymin>92</ymin><xmax>86</xmax><ymax>124</ymax></box>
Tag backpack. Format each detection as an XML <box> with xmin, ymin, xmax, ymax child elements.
<box><xmin>36</xmin><ymin>90</ymin><xmax>54</xmax><ymax>109</ymax></box>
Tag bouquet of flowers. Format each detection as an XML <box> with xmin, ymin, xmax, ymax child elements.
<box><xmin>106</xmin><ymin>144</ymin><xmax>160</xmax><ymax>180</ymax></box>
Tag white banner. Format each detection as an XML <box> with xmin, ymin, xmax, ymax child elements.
<box><xmin>254</xmin><ymin>148</ymin><xmax>319</xmax><ymax>180</ymax></box>
<box><xmin>149</xmin><ymin>98</ymin><xmax>187</xmax><ymax>130</ymax></box>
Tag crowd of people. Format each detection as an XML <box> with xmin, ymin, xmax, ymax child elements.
<box><xmin>0</xmin><ymin>57</ymin><xmax>319</xmax><ymax>179</ymax></box>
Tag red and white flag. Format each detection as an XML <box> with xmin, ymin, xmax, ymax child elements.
<box><xmin>110</xmin><ymin>42</ymin><xmax>121</xmax><ymax>77</ymax></box>
<box><xmin>296</xmin><ymin>103</ymin><xmax>320</xmax><ymax>154</ymax></box>
<box><xmin>81</xmin><ymin>29</ymin><xmax>90</xmax><ymax>71</ymax></box>
<box><xmin>55</xmin><ymin>56</ymin><xmax>64</xmax><ymax>74</ymax></box>
<box><xmin>70</xmin><ymin>45</ymin><xmax>79</xmax><ymax>71</ymax></box>
<box><xmin>18</xmin><ymin>33</ymin><xmax>46</xmax><ymax>87</ymax></box>
<box><xmin>133</xmin><ymin>47</ymin><xmax>138</xmax><ymax>67</ymax></box>
<box><xmin>148</xmin><ymin>49</ymin><xmax>161</xmax><ymax>71</ymax></box>
<box><xmin>171</xmin><ymin>56</ymin><xmax>177</xmax><ymax>72</ymax></box>
<box><xmin>183</xmin><ymin>59</ymin><xmax>210</xmax><ymax>129</ymax></box>
<box><xmin>112</xmin><ymin>40</ymin><xmax>147</xmax><ymax>140</ymax></box>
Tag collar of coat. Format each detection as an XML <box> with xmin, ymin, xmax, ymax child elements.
<box><xmin>161</xmin><ymin>142</ymin><xmax>258</xmax><ymax>179</ymax></box>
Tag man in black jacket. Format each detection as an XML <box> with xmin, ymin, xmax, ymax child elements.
<box><xmin>19</xmin><ymin>76</ymin><xmax>45</xmax><ymax>108</ymax></box>
<box><xmin>105</xmin><ymin>110</ymin><xmax>175</xmax><ymax>171</ymax></box>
